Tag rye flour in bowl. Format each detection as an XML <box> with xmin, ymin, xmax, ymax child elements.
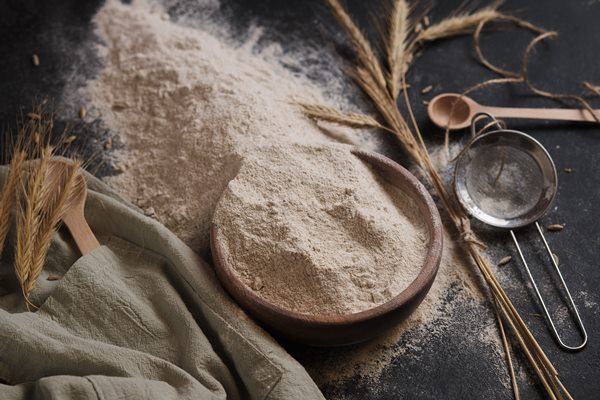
<box><xmin>213</xmin><ymin>143</ymin><xmax>432</xmax><ymax>316</ymax></box>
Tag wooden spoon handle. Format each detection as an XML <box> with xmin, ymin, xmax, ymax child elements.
<box><xmin>63</xmin><ymin>212</ymin><xmax>100</xmax><ymax>255</ymax></box>
<box><xmin>483</xmin><ymin>105</ymin><xmax>600</xmax><ymax>123</ymax></box>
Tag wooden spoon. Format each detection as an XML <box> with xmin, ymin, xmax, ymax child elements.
<box><xmin>428</xmin><ymin>93</ymin><xmax>600</xmax><ymax>130</ymax></box>
<box><xmin>46</xmin><ymin>160</ymin><xmax>100</xmax><ymax>255</ymax></box>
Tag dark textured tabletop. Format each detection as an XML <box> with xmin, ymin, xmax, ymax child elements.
<box><xmin>1</xmin><ymin>0</ymin><xmax>599</xmax><ymax>398</ymax></box>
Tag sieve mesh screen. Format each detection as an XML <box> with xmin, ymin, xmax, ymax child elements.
<box><xmin>464</xmin><ymin>144</ymin><xmax>544</xmax><ymax>219</ymax></box>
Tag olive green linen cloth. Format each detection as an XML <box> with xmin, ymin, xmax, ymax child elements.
<box><xmin>0</xmin><ymin>167</ymin><xmax>324</xmax><ymax>400</ymax></box>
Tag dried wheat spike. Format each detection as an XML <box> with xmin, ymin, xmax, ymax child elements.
<box><xmin>325</xmin><ymin>0</ymin><xmax>387</xmax><ymax>90</ymax></box>
<box><xmin>299</xmin><ymin>103</ymin><xmax>386</xmax><ymax>130</ymax></box>
<box><xmin>25</xmin><ymin>160</ymin><xmax>83</xmax><ymax>298</ymax></box>
<box><xmin>0</xmin><ymin>151</ymin><xmax>26</xmax><ymax>257</ymax></box>
<box><xmin>386</xmin><ymin>0</ymin><xmax>410</xmax><ymax>98</ymax></box>
<box><xmin>416</xmin><ymin>7</ymin><xmax>502</xmax><ymax>43</ymax></box>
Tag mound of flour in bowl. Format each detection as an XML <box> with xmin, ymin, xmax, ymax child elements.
<box><xmin>213</xmin><ymin>144</ymin><xmax>430</xmax><ymax>315</ymax></box>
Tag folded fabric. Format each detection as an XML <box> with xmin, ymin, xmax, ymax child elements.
<box><xmin>0</xmin><ymin>166</ymin><xmax>324</xmax><ymax>400</ymax></box>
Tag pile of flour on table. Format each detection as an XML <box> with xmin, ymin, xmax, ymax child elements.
<box><xmin>86</xmin><ymin>0</ymin><xmax>344</xmax><ymax>251</ymax></box>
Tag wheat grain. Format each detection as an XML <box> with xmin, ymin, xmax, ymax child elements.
<box><xmin>548</xmin><ymin>223</ymin><xmax>564</xmax><ymax>232</ymax></box>
<box><xmin>498</xmin><ymin>255</ymin><xmax>512</xmax><ymax>266</ymax></box>
<box><xmin>421</xmin><ymin>85</ymin><xmax>433</xmax><ymax>94</ymax></box>
<box><xmin>325</xmin><ymin>0</ymin><xmax>387</xmax><ymax>90</ymax></box>
<box><xmin>386</xmin><ymin>0</ymin><xmax>410</xmax><ymax>98</ymax></box>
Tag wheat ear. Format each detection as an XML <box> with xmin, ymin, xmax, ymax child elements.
<box><xmin>415</xmin><ymin>6</ymin><xmax>502</xmax><ymax>43</ymax></box>
<box><xmin>15</xmin><ymin>146</ymin><xmax>53</xmax><ymax>305</ymax></box>
<box><xmin>0</xmin><ymin>151</ymin><xmax>26</xmax><ymax>257</ymax></box>
<box><xmin>386</xmin><ymin>0</ymin><xmax>410</xmax><ymax>98</ymax></box>
<box><xmin>25</xmin><ymin>161</ymin><xmax>82</xmax><ymax>297</ymax></box>
<box><xmin>299</xmin><ymin>103</ymin><xmax>388</xmax><ymax>130</ymax></box>
<box><xmin>325</xmin><ymin>0</ymin><xmax>387</xmax><ymax>91</ymax></box>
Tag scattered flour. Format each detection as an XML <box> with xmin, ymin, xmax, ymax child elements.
<box><xmin>579</xmin><ymin>290</ymin><xmax>599</xmax><ymax>309</ymax></box>
<box><xmin>299</xmin><ymin>223</ymin><xmax>492</xmax><ymax>384</ymax></box>
<box><xmin>81</xmin><ymin>0</ymin><xmax>512</xmax><ymax>389</ymax></box>
<box><xmin>214</xmin><ymin>143</ymin><xmax>429</xmax><ymax>315</ymax></box>
<box><xmin>87</xmin><ymin>0</ymin><xmax>348</xmax><ymax>252</ymax></box>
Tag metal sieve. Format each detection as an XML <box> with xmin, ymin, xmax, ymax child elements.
<box><xmin>454</xmin><ymin>113</ymin><xmax>587</xmax><ymax>351</ymax></box>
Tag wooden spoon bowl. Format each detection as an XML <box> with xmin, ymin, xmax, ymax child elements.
<box><xmin>211</xmin><ymin>149</ymin><xmax>443</xmax><ymax>346</ymax></box>
<box><xmin>46</xmin><ymin>160</ymin><xmax>100</xmax><ymax>255</ymax></box>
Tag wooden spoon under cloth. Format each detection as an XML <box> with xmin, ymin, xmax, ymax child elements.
<box><xmin>43</xmin><ymin>160</ymin><xmax>100</xmax><ymax>255</ymax></box>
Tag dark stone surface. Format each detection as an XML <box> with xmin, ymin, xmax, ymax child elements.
<box><xmin>0</xmin><ymin>0</ymin><xmax>599</xmax><ymax>398</ymax></box>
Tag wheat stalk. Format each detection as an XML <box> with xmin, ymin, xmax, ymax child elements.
<box><xmin>324</xmin><ymin>1</ymin><xmax>573</xmax><ymax>398</ymax></box>
<box><xmin>387</xmin><ymin>0</ymin><xmax>410</xmax><ymax>98</ymax></box>
<box><xmin>24</xmin><ymin>160</ymin><xmax>82</xmax><ymax>297</ymax></box>
<box><xmin>299</xmin><ymin>103</ymin><xmax>387</xmax><ymax>130</ymax></box>
<box><xmin>415</xmin><ymin>6</ymin><xmax>502</xmax><ymax>43</ymax></box>
<box><xmin>0</xmin><ymin>150</ymin><xmax>26</xmax><ymax>257</ymax></box>
<box><xmin>325</xmin><ymin>0</ymin><xmax>387</xmax><ymax>90</ymax></box>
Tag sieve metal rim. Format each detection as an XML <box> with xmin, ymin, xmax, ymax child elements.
<box><xmin>453</xmin><ymin>128</ymin><xmax>558</xmax><ymax>229</ymax></box>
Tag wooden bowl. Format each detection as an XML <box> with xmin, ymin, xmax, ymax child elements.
<box><xmin>211</xmin><ymin>149</ymin><xmax>443</xmax><ymax>346</ymax></box>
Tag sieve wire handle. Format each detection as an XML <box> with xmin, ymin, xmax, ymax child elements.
<box><xmin>509</xmin><ymin>222</ymin><xmax>588</xmax><ymax>351</ymax></box>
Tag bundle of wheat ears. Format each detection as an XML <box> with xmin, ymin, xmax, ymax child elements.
<box><xmin>301</xmin><ymin>1</ymin><xmax>600</xmax><ymax>399</ymax></box>
<box><xmin>0</xmin><ymin>111</ymin><xmax>82</xmax><ymax>310</ymax></box>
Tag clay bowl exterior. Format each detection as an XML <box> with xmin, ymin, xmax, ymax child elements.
<box><xmin>211</xmin><ymin>149</ymin><xmax>443</xmax><ymax>346</ymax></box>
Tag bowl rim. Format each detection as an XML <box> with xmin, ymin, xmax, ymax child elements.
<box><xmin>210</xmin><ymin>148</ymin><xmax>443</xmax><ymax>328</ymax></box>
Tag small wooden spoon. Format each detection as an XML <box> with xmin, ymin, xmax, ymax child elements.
<box><xmin>62</xmin><ymin>176</ymin><xmax>99</xmax><ymax>255</ymax></box>
<box><xmin>46</xmin><ymin>160</ymin><xmax>100</xmax><ymax>255</ymax></box>
<box><xmin>428</xmin><ymin>93</ymin><xmax>600</xmax><ymax>130</ymax></box>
